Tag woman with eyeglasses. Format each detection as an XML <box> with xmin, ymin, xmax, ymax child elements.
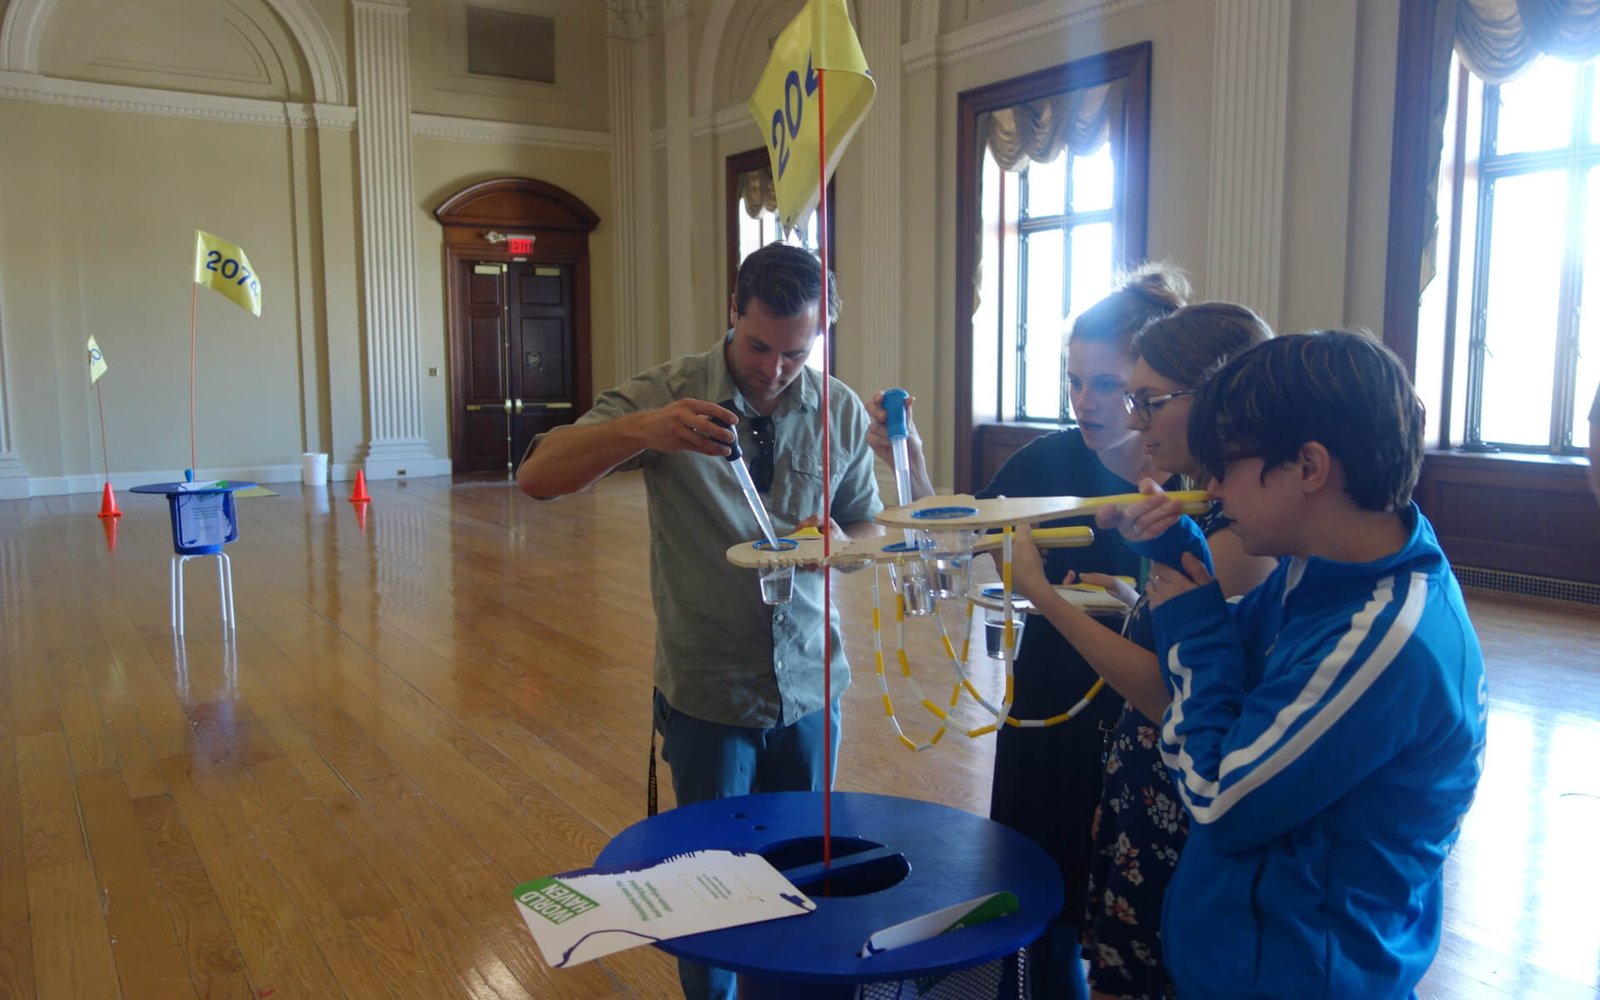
<box><xmin>874</xmin><ymin>265</ymin><xmax>1188</xmax><ymax>999</ymax></box>
<box><xmin>1009</xmin><ymin>301</ymin><xmax>1275</xmax><ymax>1000</ymax></box>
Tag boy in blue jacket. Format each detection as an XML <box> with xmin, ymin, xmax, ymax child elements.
<box><xmin>1110</xmin><ymin>330</ymin><xmax>1486</xmax><ymax>999</ymax></box>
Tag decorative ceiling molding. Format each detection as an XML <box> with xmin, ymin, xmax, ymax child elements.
<box><xmin>0</xmin><ymin>0</ymin><xmax>49</xmax><ymax>72</ymax></box>
<box><xmin>411</xmin><ymin>112</ymin><xmax>612</xmax><ymax>151</ymax></box>
<box><xmin>303</xmin><ymin>102</ymin><xmax>357</xmax><ymax>129</ymax></box>
<box><xmin>650</xmin><ymin>101</ymin><xmax>759</xmax><ymax>148</ymax></box>
<box><xmin>0</xmin><ymin>68</ymin><xmax>353</xmax><ymax>128</ymax></box>
<box><xmin>0</xmin><ymin>0</ymin><xmax>348</xmax><ymax>104</ymax></box>
<box><xmin>689</xmin><ymin>101</ymin><xmax>757</xmax><ymax>140</ymax></box>
<box><xmin>901</xmin><ymin>0</ymin><xmax>1159</xmax><ymax>72</ymax></box>
<box><xmin>605</xmin><ymin>0</ymin><xmax>656</xmax><ymax>40</ymax></box>
<box><xmin>694</xmin><ymin>0</ymin><xmax>735</xmax><ymax>118</ymax></box>
<box><xmin>272</xmin><ymin>0</ymin><xmax>347</xmax><ymax>103</ymax></box>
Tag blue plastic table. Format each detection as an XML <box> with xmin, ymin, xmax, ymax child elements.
<box><xmin>595</xmin><ymin>791</ymin><xmax>1062</xmax><ymax>998</ymax></box>
<box><xmin>131</xmin><ymin>481</ymin><xmax>255</xmax><ymax>634</ymax></box>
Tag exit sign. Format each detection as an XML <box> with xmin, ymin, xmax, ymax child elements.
<box><xmin>508</xmin><ymin>236</ymin><xmax>534</xmax><ymax>255</ymax></box>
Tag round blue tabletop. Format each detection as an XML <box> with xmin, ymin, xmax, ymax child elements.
<box><xmin>130</xmin><ymin>481</ymin><xmax>256</xmax><ymax>495</ymax></box>
<box><xmin>595</xmin><ymin>791</ymin><xmax>1061</xmax><ymax>986</ymax></box>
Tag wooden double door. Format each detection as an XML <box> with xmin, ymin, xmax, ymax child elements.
<box><xmin>454</xmin><ymin>259</ymin><xmax>578</xmax><ymax>473</ymax></box>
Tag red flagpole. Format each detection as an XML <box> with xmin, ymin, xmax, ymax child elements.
<box><xmin>815</xmin><ymin>66</ymin><xmax>833</xmax><ymax>871</ymax></box>
<box><xmin>96</xmin><ymin>382</ymin><xmax>111</xmax><ymax>483</ymax></box>
<box><xmin>189</xmin><ymin>282</ymin><xmax>199</xmax><ymax>477</ymax></box>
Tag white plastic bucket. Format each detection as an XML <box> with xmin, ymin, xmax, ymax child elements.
<box><xmin>301</xmin><ymin>452</ymin><xmax>329</xmax><ymax>486</ymax></box>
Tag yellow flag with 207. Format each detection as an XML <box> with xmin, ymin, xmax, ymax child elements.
<box><xmin>87</xmin><ymin>335</ymin><xmax>108</xmax><ymax>383</ymax></box>
<box><xmin>193</xmin><ymin>230</ymin><xmax>262</xmax><ymax>317</ymax></box>
<box><xmin>748</xmin><ymin>0</ymin><xmax>874</xmax><ymax>233</ymax></box>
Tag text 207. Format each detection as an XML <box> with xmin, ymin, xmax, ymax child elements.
<box><xmin>204</xmin><ymin>249</ymin><xmax>260</xmax><ymax>295</ymax></box>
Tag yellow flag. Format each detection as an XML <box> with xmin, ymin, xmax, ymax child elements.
<box><xmin>748</xmin><ymin>0</ymin><xmax>874</xmax><ymax>233</ymax></box>
<box><xmin>87</xmin><ymin>335</ymin><xmax>108</xmax><ymax>383</ymax></box>
<box><xmin>193</xmin><ymin>230</ymin><xmax>262</xmax><ymax>317</ymax></box>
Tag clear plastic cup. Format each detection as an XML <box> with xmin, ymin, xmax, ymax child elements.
<box><xmin>984</xmin><ymin>605</ymin><xmax>1027</xmax><ymax>659</ymax></box>
<box><xmin>759</xmin><ymin>563</ymin><xmax>794</xmax><ymax>605</ymax></box>
<box><xmin>922</xmin><ymin>529</ymin><xmax>981</xmax><ymax>599</ymax></box>
<box><xmin>888</xmin><ymin>559</ymin><xmax>937</xmax><ymax>616</ymax></box>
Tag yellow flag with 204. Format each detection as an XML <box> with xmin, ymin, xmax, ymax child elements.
<box><xmin>748</xmin><ymin>0</ymin><xmax>874</xmax><ymax>233</ymax></box>
<box><xmin>87</xmin><ymin>335</ymin><xmax>108</xmax><ymax>383</ymax></box>
<box><xmin>193</xmin><ymin>230</ymin><xmax>262</xmax><ymax>317</ymax></box>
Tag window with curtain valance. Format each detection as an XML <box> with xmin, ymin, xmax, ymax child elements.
<box><xmin>723</xmin><ymin>147</ymin><xmax>836</xmax><ymax>371</ymax></box>
<box><xmin>1401</xmin><ymin>0</ymin><xmax>1600</xmax><ymax>455</ymax></box>
<box><xmin>954</xmin><ymin>45</ymin><xmax>1151</xmax><ymax>470</ymax></box>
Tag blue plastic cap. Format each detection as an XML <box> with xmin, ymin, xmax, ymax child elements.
<box><xmin>882</xmin><ymin>388</ymin><xmax>909</xmax><ymax>441</ymax></box>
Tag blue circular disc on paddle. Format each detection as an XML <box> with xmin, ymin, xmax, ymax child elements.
<box><xmin>910</xmin><ymin>506</ymin><xmax>980</xmax><ymax>520</ymax></box>
<box><xmin>753</xmin><ymin>538</ymin><xmax>800</xmax><ymax>552</ymax></box>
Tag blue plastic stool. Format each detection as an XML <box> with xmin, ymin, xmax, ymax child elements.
<box><xmin>131</xmin><ymin>481</ymin><xmax>253</xmax><ymax>635</ymax></box>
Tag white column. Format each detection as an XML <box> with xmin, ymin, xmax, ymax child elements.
<box><xmin>606</xmin><ymin>0</ymin><xmax>655</xmax><ymax>380</ymax></box>
<box><xmin>0</xmin><ymin>300</ymin><xmax>26</xmax><ymax>499</ymax></box>
<box><xmin>662</xmin><ymin>0</ymin><xmax>697</xmax><ymax>359</ymax></box>
<box><xmin>629</xmin><ymin>30</ymin><xmax>660</xmax><ymax>370</ymax></box>
<box><xmin>353</xmin><ymin>0</ymin><xmax>439</xmax><ymax>478</ymax></box>
<box><xmin>855</xmin><ymin>0</ymin><xmax>902</xmax><ymax>393</ymax></box>
<box><xmin>1205</xmin><ymin>0</ymin><xmax>1291</xmax><ymax>327</ymax></box>
<box><xmin>896</xmin><ymin>17</ymin><xmax>943</xmax><ymax>489</ymax></box>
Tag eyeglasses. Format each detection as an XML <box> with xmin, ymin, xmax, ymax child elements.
<box><xmin>1122</xmin><ymin>388</ymin><xmax>1197</xmax><ymax>424</ymax></box>
<box><xmin>749</xmin><ymin>416</ymin><xmax>775</xmax><ymax>493</ymax></box>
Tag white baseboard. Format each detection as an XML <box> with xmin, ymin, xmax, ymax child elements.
<box><xmin>14</xmin><ymin>460</ymin><xmax>454</xmax><ymax>497</ymax></box>
<box><xmin>352</xmin><ymin>458</ymin><xmax>454</xmax><ymax>481</ymax></box>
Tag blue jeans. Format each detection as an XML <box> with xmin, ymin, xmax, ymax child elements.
<box><xmin>652</xmin><ymin>691</ymin><xmax>842</xmax><ymax>1000</ymax></box>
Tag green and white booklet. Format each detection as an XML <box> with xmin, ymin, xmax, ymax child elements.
<box><xmin>513</xmin><ymin>849</ymin><xmax>815</xmax><ymax>968</ymax></box>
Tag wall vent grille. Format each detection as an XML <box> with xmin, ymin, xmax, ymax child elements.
<box><xmin>1454</xmin><ymin>564</ymin><xmax>1600</xmax><ymax>614</ymax></box>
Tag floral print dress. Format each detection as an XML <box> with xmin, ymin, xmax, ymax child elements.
<box><xmin>1082</xmin><ymin>503</ymin><xmax>1230</xmax><ymax>1000</ymax></box>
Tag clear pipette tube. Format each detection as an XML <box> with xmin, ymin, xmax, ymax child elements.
<box><xmin>711</xmin><ymin>404</ymin><xmax>782</xmax><ymax>550</ymax></box>
<box><xmin>891</xmin><ymin>438</ymin><xmax>915</xmax><ymax>528</ymax></box>
<box><xmin>729</xmin><ymin>455</ymin><xmax>782</xmax><ymax>550</ymax></box>
<box><xmin>882</xmin><ymin>389</ymin><xmax>936</xmax><ymax>615</ymax></box>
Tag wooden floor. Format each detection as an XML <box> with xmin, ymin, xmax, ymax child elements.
<box><xmin>0</xmin><ymin>474</ymin><xmax>1595</xmax><ymax>999</ymax></box>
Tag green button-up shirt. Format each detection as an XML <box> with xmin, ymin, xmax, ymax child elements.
<box><xmin>546</xmin><ymin>335</ymin><xmax>883</xmax><ymax>728</ymax></box>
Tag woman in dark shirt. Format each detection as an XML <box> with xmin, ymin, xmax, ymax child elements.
<box><xmin>1010</xmin><ymin>302</ymin><xmax>1276</xmax><ymax>1000</ymax></box>
<box><xmin>871</xmin><ymin>266</ymin><xmax>1188</xmax><ymax>998</ymax></box>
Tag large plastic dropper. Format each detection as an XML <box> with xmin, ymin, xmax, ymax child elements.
<box><xmin>712</xmin><ymin>402</ymin><xmax>781</xmax><ymax>550</ymax></box>
<box><xmin>881</xmin><ymin>389</ymin><xmax>937</xmax><ymax>615</ymax></box>
<box><xmin>881</xmin><ymin>389</ymin><xmax>916</xmax><ymax>507</ymax></box>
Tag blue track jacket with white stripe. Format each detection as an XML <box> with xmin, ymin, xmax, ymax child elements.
<box><xmin>1131</xmin><ymin>505</ymin><xmax>1486</xmax><ymax>1000</ymax></box>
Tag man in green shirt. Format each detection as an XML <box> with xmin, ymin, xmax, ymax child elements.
<box><xmin>517</xmin><ymin>243</ymin><xmax>882</xmax><ymax>1000</ymax></box>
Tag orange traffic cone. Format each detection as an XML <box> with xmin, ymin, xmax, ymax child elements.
<box><xmin>97</xmin><ymin>481</ymin><xmax>122</xmax><ymax>518</ymax></box>
<box><xmin>349</xmin><ymin>469</ymin><xmax>371</xmax><ymax>504</ymax></box>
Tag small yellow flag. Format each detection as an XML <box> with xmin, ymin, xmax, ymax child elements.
<box><xmin>748</xmin><ymin>0</ymin><xmax>875</xmax><ymax>233</ymax></box>
<box><xmin>193</xmin><ymin>230</ymin><xmax>262</xmax><ymax>317</ymax></box>
<box><xmin>87</xmin><ymin>335</ymin><xmax>108</xmax><ymax>383</ymax></box>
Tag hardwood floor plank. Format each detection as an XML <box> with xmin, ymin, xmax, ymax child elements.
<box><xmin>0</xmin><ymin>639</ymin><xmax>37</xmax><ymax>1000</ymax></box>
<box><xmin>26</xmin><ymin>859</ymin><xmax>122</xmax><ymax>999</ymax></box>
<box><xmin>17</xmin><ymin>730</ymin><xmax>90</xmax><ymax>869</ymax></box>
<box><xmin>156</xmin><ymin>749</ymin><xmax>351</xmax><ymax>997</ymax></box>
<box><xmin>78</xmin><ymin>637</ymin><xmax>172</xmax><ymax>800</ymax></box>
<box><xmin>76</xmin><ymin>767</ymin><xmax>201</xmax><ymax>999</ymax></box>
<box><xmin>131</xmin><ymin>794</ymin><xmax>255</xmax><ymax>1000</ymax></box>
<box><xmin>53</xmin><ymin>648</ymin><xmax>120</xmax><ymax>773</ymax></box>
<box><xmin>17</xmin><ymin>733</ymin><xmax>120</xmax><ymax>997</ymax></box>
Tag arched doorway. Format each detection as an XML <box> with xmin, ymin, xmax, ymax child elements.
<box><xmin>435</xmin><ymin>177</ymin><xmax>600</xmax><ymax>474</ymax></box>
